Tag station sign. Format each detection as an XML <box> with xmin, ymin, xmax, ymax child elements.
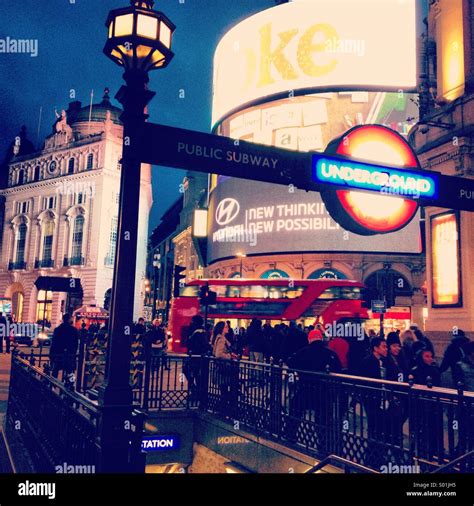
<box><xmin>141</xmin><ymin>435</ymin><xmax>180</xmax><ymax>452</ymax></box>
<box><xmin>371</xmin><ymin>300</ymin><xmax>387</xmax><ymax>314</ymax></box>
<box><xmin>313</xmin><ymin>157</ymin><xmax>439</xmax><ymax>199</ymax></box>
<box><xmin>317</xmin><ymin>125</ymin><xmax>428</xmax><ymax>235</ymax></box>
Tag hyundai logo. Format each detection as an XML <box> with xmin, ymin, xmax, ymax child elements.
<box><xmin>215</xmin><ymin>198</ymin><xmax>240</xmax><ymax>226</ymax></box>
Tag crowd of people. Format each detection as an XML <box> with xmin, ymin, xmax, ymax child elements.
<box><xmin>186</xmin><ymin>316</ymin><xmax>474</xmax><ymax>391</ymax></box>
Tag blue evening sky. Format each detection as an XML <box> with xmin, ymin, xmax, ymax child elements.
<box><xmin>0</xmin><ymin>0</ymin><xmax>275</xmax><ymax>230</ymax></box>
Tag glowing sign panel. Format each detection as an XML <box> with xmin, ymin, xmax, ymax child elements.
<box><xmin>212</xmin><ymin>0</ymin><xmax>417</xmax><ymax>125</ymax></box>
<box><xmin>313</xmin><ymin>158</ymin><xmax>439</xmax><ymax>198</ymax></box>
<box><xmin>318</xmin><ymin>125</ymin><xmax>424</xmax><ymax>236</ymax></box>
<box><xmin>431</xmin><ymin>212</ymin><xmax>462</xmax><ymax>307</ymax></box>
<box><xmin>141</xmin><ymin>435</ymin><xmax>180</xmax><ymax>452</ymax></box>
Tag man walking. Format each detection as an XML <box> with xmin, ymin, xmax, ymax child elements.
<box><xmin>50</xmin><ymin>313</ymin><xmax>79</xmax><ymax>383</ymax></box>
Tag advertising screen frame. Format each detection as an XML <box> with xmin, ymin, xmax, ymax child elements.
<box><xmin>430</xmin><ymin>210</ymin><xmax>463</xmax><ymax>308</ymax></box>
<box><xmin>212</xmin><ymin>0</ymin><xmax>419</xmax><ymax>128</ymax></box>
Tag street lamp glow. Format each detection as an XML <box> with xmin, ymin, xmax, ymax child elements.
<box><xmin>104</xmin><ymin>0</ymin><xmax>175</xmax><ymax>73</ymax></box>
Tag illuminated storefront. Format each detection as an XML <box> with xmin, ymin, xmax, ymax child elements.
<box><xmin>206</xmin><ymin>0</ymin><xmax>426</xmax><ymax>327</ymax></box>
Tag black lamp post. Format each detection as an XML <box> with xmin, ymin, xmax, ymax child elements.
<box><xmin>98</xmin><ymin>0</ymin><xmax>175</xmax><ymax>472</ymax></box>
<box><xmin>152</xmin><ymin>252</ymin><xmax>160</xmax><ymax>320</ymax></box>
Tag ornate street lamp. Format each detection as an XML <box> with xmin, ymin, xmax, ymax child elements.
<box><xmin>98</xmin><ymin>0</ymin><xmax>175</xmax><ymax>473</ymax></box>
<box><xmin>104</xmin><ymin>0</ymin><xmax>175</xmax><ymax>74</ymax></box>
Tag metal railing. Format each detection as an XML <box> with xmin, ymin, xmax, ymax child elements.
<box><xmin>8</xmin><ymin>260</ymin><xmax>27</xmax><ymax>270</ymax></box>
<box><xmin>6</xmin><ymin>351</ymin><xmax>145</xmax><ymax>473</ymax></box>
<box><xmin>63</xmin><ymin>256</ymin><xmax>84</xmax><ymax>267</ymax></box>
<box><xmin>35</xmin><ymin>258</ymin><xmax>55</xmax><ymax>268</ymax></box>
<box><xmin>134</xmin><ymin>355</ymin><xmax>474</xmax><ymax>473</ymax></box>
<box><xmin>11</xmin><ymin>341</ymin><xmax>474</xmax><ymax>474</ymax></box>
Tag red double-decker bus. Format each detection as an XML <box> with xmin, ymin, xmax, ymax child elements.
<box><xmin>168</xmin><ymin>278</ymin><xmax>369</xmax><ymax>353</ymax></box>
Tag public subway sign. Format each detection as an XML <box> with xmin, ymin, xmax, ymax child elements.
<box><xmin>212</xmin><ymin>0</ymin><xmax>417</xmax><ymax>125</ymax></box>
<box><xmin>141</xmin><ymin>435</ymin><xmax>180</xmax><ymax>452</ymax></box>
<box><xmin>139</xmin><ymin>123</ymin><xmax>474</xmax><ymax>216</ymax></box>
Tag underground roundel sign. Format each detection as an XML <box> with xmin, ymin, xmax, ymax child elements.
<box><xmin>318</xmin><ymin>125</ymin><xmax>420</xmax><ymax>236</ymax></box>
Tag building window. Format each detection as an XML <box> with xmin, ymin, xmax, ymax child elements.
<box><xmin>16</xmin><ymin>201</ymin><xmax>29</xmax><ymax>214</ymax></box>
<box><xmin>18</xmin><ymin>170</ymin><xmax>25</xmax><ymax>185</ymax></box>
<box><xmin>36</xmin><ymin>290</ymin><xmax>53</xmax><ymax>327</ymax></box>
<box><xmin>87</xmin><ymin>153</ymin><xmax>94</xmax><ymax>170</ymax></box>
<box><xmin>68</xmin><ymin>158</ymin><xmax>75</xmax><ymax>174</ymax></box>
<box><xmin>44</xmin><ymin>196</ymin><xmax>56</xmax><ymax>210</ymax></box>
<box><xmin>106</xmin><ymin>216</ymin><xmax>118</xmax><ymax>266</ymax></box>
<box><xmin>77</xmin><ymin>192</ymin><xmax>85</xmax><ymax>205</ymax></box>
<box><xmin>42</xmin><ymin>221</ymin><xmax>54</xmax><ymax>263</ymax></box>
<box><xmin>34</xmin><ymin>166</ymin><xmax>41</xmax><ymax>182</ymax></box>
<box><xmin>71</xmin><ymin>215</ymin><xmax>84</xmax><ymax>259</ymax></box>
<box><xmin>15</xmin><ymin>223</ymin><xmax>27</xmax><ymax>264</ymax></box>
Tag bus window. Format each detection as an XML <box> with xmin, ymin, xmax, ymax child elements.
<box><xmin>180</xmin><ymin>285</ymin><xmax>199</xmax><ymax>297</ymax></box>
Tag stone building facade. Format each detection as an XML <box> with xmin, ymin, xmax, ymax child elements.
<box><xmin>0</xmin><ymin>90</ymin><xmax>152</xmax><ymax>326</ymax></box>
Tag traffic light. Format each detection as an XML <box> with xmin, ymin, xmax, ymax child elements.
<box><xmin>199</xmin><ymin>284</ymin><xmax>217</xmax><ymax>305</ymax></box>
<box><xmin>173</xmin><ymin>265</ymin><xmax>186</xmax><ymax>297</ymax></box>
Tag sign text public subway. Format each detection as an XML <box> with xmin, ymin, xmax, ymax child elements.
<box><xmin>178</xmin><ymin>142</ymin><xmax>279</xmax><ymax>169</ymax></box>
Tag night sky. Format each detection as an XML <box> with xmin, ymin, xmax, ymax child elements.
<box><xmin>0</xmin><ymin>0</ymin><xmax>275</xmax><ymax>231</ymax></box>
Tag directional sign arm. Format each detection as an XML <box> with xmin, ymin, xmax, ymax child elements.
<box><xmin>139</xmin><ymin>122</ymin><xmax>474</xmax><ymax>212</ymax></box>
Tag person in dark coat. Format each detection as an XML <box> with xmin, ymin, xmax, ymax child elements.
<box><xmin>0</xmin><ymin>313</ymin><xmax>7</xmax><ymax>354</ymax></box>
<box><xmin>185</xmin><ymin>315</ymin><xmax>210</xmax><ymax>395</ymax></box>
<box><xmin>187</xmin><ymin>316</ymin><xmax>210</xmax><ymax>356</ymax></box>
<box><xmin>50</xmin><ymin>313</ymin><xmax>79</xmax><ymax>381</ymax></box>
<box><xmin>411</xmin><ymin>349</ymin><xmax>443</xmax><ymax>460</ymax></box>
<box><xmin>359</xmin><ymin>338</ymin><xmax>388</xmax><ymax>380</ymax></box>
<box><xmin>411</xmin><ymin>349</ymin><xmax>441</xmax><ymax>387</ymax></box>
<box><xmin>358</xmin><ymin>337</ymin><xmax>389</xmax><ymax>466</ymax></box>
<box><xmin>285</xmin><ymin>330</ymin><xmax>340</xmax><ymax>444</ymax></box>
<box><xmin>439</xmin><ymin>329</ymin><xmax>470</xmax><ymax>387</ymax></box>
<box><xmin>385</xmin><ymin>333</ymin><xmax>409</xmax><ymax>446</ymax></box>
<box><xmin>412</xmin><ymin>329</ymin><xmax>435</xmax><ymax>358</ymax></box>
<box><xmin>246</xmin><ymin>318</ymin><xmax>266</xmax><ymax>363</ymax></box>
<box><xmin>287</xmin><ymin>329</ymin><xmax>341</xmax><ymax>373</ymax></box>
<box><xmin>281</xmin><ymin>321</ymin><xmax>308</xmax><ymax>364</ymax></box>
<box><xmin>386</xmin><ymin>332</ymin><xmax>409</xmax><ymax>382</ymax></box>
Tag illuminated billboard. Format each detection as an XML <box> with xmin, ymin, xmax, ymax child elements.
<box><xmin>212</xmin><ymin>0</ymin><xmax>417</xmax><ymax>126</ymax></box>
<box><xmin>208</xmin><ymin>92</ymin><xmax>421</xmax><ymax>261</ymax></box>
<box><xmin>431</xmin><ymin>212</ymin><xmax>462</xmax><ymax>307</ymax></box>
<box><xmin>207</xmin><ymin>178</ymin><xmax>422</xmax><ymax>263</ymax></box>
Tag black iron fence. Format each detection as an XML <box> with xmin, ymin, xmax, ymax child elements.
<box><xmin>11</xmin><ymin>341</ymin><xmax>474</xmax><ymax>473</ymax></box>
<box><xmin>6</xmin><ymin>351</ymin><xmax>145</xmax><ymax>473</ymax></box>
<box><xmin>134</xmin><ymin>355</ymin><xmax>474</xmax><ymax>473</ymax></box>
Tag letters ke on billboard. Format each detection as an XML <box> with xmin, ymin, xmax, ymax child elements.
<box><xmin>207</xmin><ymin>178</ymin><xmax>421</xmax><ymax>263</ymax></box>
<box><xmin>212</xmin><ymin>0</ymin><xmax>417</xmax><ymax>126</ymax></box>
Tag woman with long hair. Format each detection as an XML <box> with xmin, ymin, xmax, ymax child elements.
<box><xmin>212</xmin><ymin>321</ymin><xmax>231</xmax><ymax>359</ymax></box>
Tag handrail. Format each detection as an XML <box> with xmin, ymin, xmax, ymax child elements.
<box><xmin>305</xmin><ymin>455</ymin><xmax>380</xmax><ymax>474</ymax></box>
<box><xmin>430</xmin><ymin>450</ymin><xmax>474</xmax><ymax>473</ymax></box>
<box><xmin>14</xmin><ymin>352</ymin><xmax>99</xmax><ymax>414</ymax></box>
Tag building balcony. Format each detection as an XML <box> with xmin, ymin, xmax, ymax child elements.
<box><xmin>8</xmin><ymin>261</ymin><xmax>27</xmax><ymax>270</ymax></box>
<box><xmin>35</xmin><ymin>258</ymin><xmax>55</xmax><ymax>269</ymax></box>
<box><xmin>63</xmin><ymin>256</ymin><xmax>84</xmax><ymax>267</ymax></box>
